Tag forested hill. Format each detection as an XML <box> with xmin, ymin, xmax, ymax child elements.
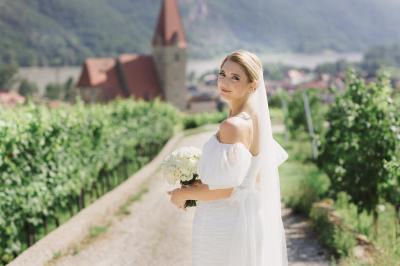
<box><xmin>1</xmin><ymin>0</ymin><xmax>400</xmax><ymax>66</ymax></box>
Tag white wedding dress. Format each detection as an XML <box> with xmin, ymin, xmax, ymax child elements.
<box><xmin>192</xmin><ymin>131</ymin><xmax>264</xmax><ymax>266</ymax></box>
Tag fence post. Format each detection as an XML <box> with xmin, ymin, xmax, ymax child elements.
<box><xmin>279</xmin><ymin>89</ymin><xmax>290</xmax><ymax>143</ymax></box>
<box><xmin>302</xmin><ymin>90</ymin><xmax>318</xmax><ymax>159</ymax></box>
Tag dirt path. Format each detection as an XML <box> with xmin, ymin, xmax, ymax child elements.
<box><xmin>52</xmin><ymin>130</ymin><xmax>330</xmax><ymax>266</ymax></box>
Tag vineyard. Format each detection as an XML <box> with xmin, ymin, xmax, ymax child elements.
<box><xmin>276</xmin><ymin>69</ymin><xmax>400</xmax><ymax>265</ymax></box>
<box><xmin>0</xmin><ymin>97</ymin><xmax>226</xmax><ymax>265</ymax></box>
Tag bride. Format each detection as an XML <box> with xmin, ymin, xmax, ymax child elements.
<box><xmin>167</xmin><ymin>49</ymin><xmax>289</xmax><ymax>266</ymax></box>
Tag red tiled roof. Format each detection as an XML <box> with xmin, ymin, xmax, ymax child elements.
<box><xmin>76</xmin><ymin>55</ymin><xmax>163</xmax><ymax>102</ymax></box>
<box><xmin>299</xmin><ymin>80</ymin><xmax>329</xmax><ymax>89</ymax></box>
<box><xmin>118</xmin><ymin>54</ymin><xmax>163</xmax><ymax>100</ymax></box>
<box><xmin>77</xmin><ymin>57</ymin><xmax>128</xmax><ymax>101</ymax></box>
<box><xmin>79</xmin><ymin>58</ymin><xmax>115</xmax><ymax>85</ymax></box>
<box><xmin>152</xmin><ymin>0</ymin><xmax>187</xmax><ymax>48</ymax></box>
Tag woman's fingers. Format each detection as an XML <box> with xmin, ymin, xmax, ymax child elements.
<box><xmin>166</xmin><ymin>189</ymin><xmax>186</xmax><ymax>211</ymax></box>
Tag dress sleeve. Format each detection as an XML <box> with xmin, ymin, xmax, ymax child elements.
<box><xmin>197</xmin><ymin>143</ymin><xmax>252</xmax><ymax>190</ymax></box>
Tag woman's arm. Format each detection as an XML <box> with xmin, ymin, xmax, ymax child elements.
<box><xmin>181</xmin><ymin>182</ymin><xmax>234</xmax><ymax>201</ymax></box>
<box><xmin>187</xmin><ymin>172</ymin><xmax>260</xmax><ymax>201</ymax></box>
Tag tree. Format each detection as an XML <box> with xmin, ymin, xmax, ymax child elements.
<box><xmin>360</xmin><ymin>44</ymin><xmax>400</xmax><ymax>75</ymax></box>
<box><xmin>18</xmin><ymin>79</ymin><xmax>39</xmax><ymax>98</ymax></box>
<box><xmin>45</xmin><ymin>83</ymin><xmax>64</xmax><ymax>100</ymax></box>
<box><xmin>63</xmin><ymin>77</ymin><xmax>77</xmax><ymax>102</ymax></box>
<box><xmin>382</xmin><ymin>160</ymin><xmax>400</xmax><ymax>210</ymax></box>
<box><xmin>317</xmin><ymin>69</ymin><xmax>399</xmax><ymax>217</ymax></box>
<box><xmin>315</xmin><ymin>59</ymin><xmax>351</xmax><ymax>76</ymax></box>
<box><xmin>286</xmin><ymin>88</ymin><xmax>325</xmax><ymax>139</ymax></box>
<box><xmin>0</xmin><ymin>64</ymin><xmax>18</xmax><ymax>90</ymax></box>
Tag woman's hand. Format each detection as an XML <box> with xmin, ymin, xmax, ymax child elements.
<box><xmin>181</xmin><ymin>179</ymin><xmax>202</xmax><ymax>189</ymax></box>
<box><xmin>192</xmin><ymin>179</ymin><xmax>203</xmax><ymax>186</ymax></box>
<box><xmin>167</xmin><ymin>188</ymin><xmax>188</xmax><ymax>211</ymax></box>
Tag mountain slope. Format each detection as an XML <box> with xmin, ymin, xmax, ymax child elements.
<box><xmin>1</xmin><ymin>0</ymin><xmax>400</xmax><ymax>66</ymax></box>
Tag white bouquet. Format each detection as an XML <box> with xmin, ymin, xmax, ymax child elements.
<box><xmin>161</xmin><ymin>146</ymin><xmax>202</xmax><ymax>207</ymax></box>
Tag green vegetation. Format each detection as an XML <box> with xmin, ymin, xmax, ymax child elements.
<box><xmin>44</xmin><ymin>78</ymin><xmax>77</xmax><ymax>102</ymax></box>
<box><xmin>182</xmin><ymin>110</ymin><xmax>227</xmax><ymax>129</ymax></box>
<box><xmin>0</xmin><ymin>64</ymin><xmax>18</xmax><ymax>89</ymax></box>
<box><xmin>0</xmin><ymin>63</ymin><xmax>397</xmax><ymax>264</ymax></box>
<box><xmin>117</xmin><ymin>186</ymin><xmax>150</xmax><ymax>216</ymax></box>
<box><xmin>284</xmin><ymin>88</ymin><xmax>328</xmax><ymax>139</ymax></box>
<box><xmin>317</xmin><ymin>70</ymin><xmax>399</xmax><ymax>214</ymax></box>
<box><xmin>0</xmin><ymin>97</ymin><xmax>180</xmax><ymax>264</ymax></box>
<box><xmin>314</xmin><ymin>44</ymin><xmax>400</xmax><ymax>84</ymax></box>
<box><xmin>0</xmin><ymin>0</ymin><xmax>157</xmax><ymax>66</ymax></box>
<box><xmin>0</xmin><ymin>94</ymin><xmax>227</xmax><ymax>265</ymax></box>
<box><xmin>279</xmin><ymin>129</ymin><xmax>400</xmax><ymax>265</ymax></box>
<box><xmin>278</xmin><ymin>69</ymin><xmax>399</xmax><ymax>265</ymax></box>
<box><xmin>88</xmin><ymin>225</ymin><xmax>109</xmax><ymax>239</ymax></box>
<box><xmin>0</xmin><ymin>64</ymin><xmax>78</xmax><ymax>103</ymax></box>
<box><xmin>315</xmin><ymin>59</ymin><xmax>351</xmax><ymax>76</ymax></box>
<box><xmin>361</xmin><ymin>44</ymin><xmax>400</xmax><ymax>75</ymax></box>
<box><xmin>18</xmin><ymin>79</ymin><xmax>39</xmax><ymax>99</ymax></box>
<box><xmin>264</xmin><ymin>63</ymin><xmax>298</xmax><ymax>81</ymax></box>
<box><xmin>278</xmin><ymin>132</ymin><xmax>330</xmax><ymax>214</ymax></box>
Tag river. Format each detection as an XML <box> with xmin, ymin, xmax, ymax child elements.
<box><xmin>17</xmin><ymin>51</ymin><xmax>362</xmax><ymax>91</ymax></box>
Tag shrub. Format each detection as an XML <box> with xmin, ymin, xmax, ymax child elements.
<box><xmin>286</xmin><ymin>88</ymin><xmax>326</xmax><ymax>139</ymax></box>
<box><xmin>0</xmin><ymin>97</ymin><xmax>180</xmax><ymax>264</ymax></box>
<box><xmin>317</xmin><ymin>69</ymin><xmax>399</xmax><ymax>214</ymax></box>
<box><xmin>182</xmin><ymin>110</ymin><xmax>227</xmax><ymax>129</ymax></box>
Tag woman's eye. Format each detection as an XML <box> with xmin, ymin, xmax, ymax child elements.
<box><xmin>233</xmin><ymin>76</ymin><xmax>239</xmax><ymax>81</ymax></box>
<box><xmin>218</xmin><ymin>72</ymin><xmax>225</xmax><ymax>76</ymax></box>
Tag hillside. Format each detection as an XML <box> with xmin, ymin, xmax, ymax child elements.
<box><xmin>1</xmin><ymin>0</ymin><xmax>400</xmax><ymax>66</ymax></box>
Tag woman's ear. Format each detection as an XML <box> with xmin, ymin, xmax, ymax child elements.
<box><xmin>250</xmin><ymin>80</ymin><xmax>257</xmax><ymax>91</ymax></box>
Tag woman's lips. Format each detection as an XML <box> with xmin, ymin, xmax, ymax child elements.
<box><xmin>221</xmin><ymin>89</ymin><xmax>231</xmax><ymax>93</ymax></box>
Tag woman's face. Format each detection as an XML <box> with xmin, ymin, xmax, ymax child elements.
<box><xmin>217</xmin><ymin>60</ymin><xmax>255</xmax><ymax>102</ymax></box>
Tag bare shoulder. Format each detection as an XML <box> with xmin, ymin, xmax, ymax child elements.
<box><xmin>217</xmin><ymin>116</ymin><xmax>251</xmax><ymax>144</ymax></box>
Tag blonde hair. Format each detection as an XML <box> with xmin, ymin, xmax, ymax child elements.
<box><xmin>220</xmin><ymin>49</ymin><xmax>263</xmax><ymax>84</ymax></box>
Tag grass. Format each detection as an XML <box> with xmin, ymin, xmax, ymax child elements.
<box><xmin>45</xmin><ymin>180</ymin><xmax>151</xmax><ymax>265</ymax></box>
<box><xmin>335</xmin><ymin>201</ymin><xmax>400</xmax><ymax>266</ymax></box>
<box><xmin>270</xmin><ymin>106</ymin><xmax>285</xmax><ymax>125</ymax></box>
<box><xmin>45</xmin><ymin>221</ymin><xmax>112</xmax><ymax>266</ymax></box>
<box><xmin>89</xmin><ymin>225</ymin><xmax>109</xmax><ymax>239</ymax></box>
<box><xmin>116</xmin><ymin>186</ymin><xmax>149</xmax><ymax>216</ymax></box>
<box><xmin>275</xmin><ymin>131</ymin><xmax>330</xmax><ymax>212</ymax></box>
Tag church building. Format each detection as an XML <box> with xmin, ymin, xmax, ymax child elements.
<box><xmin>77</xmin><ymin>0</ymin><xmax>187</xmax><ymax>110</ymax></box>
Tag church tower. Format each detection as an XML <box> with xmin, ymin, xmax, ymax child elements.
<box><xmin>152</xmin><ymin>0</ymin><xmax>187</xmax><ymax>110</ymax></box>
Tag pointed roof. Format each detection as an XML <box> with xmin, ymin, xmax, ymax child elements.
<box><xmin>77</xmin><ymin>58</ymin><xmax>126</xmax><ymax>101</ymax></box>
<box><xmin>77</xmin><ymin>55</ymin><xmax>164</xmax><ymax>102</ymax></box>
<box><xmin>117</xmin><ymin>54</ymin><xmax>163</xmax><ymax>100</ymax></box>
<box><xmin>152</xmin><ymin>0</ymin><xmax>187</xmax><ymax>48</ymax></box>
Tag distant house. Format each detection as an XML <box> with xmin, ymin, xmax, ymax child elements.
<box><xmin>287</xmin><ymin>69</ymin><xmax>315</xmax><ymax>86</ymax></box>
<box><xmin>295</xmin><ymin>73</ymin><xmax>347</xmax><ymax>103</ymax></box>
<box><xmin>299</xmin><ymin>79</ymin><xmax>329</xmax><ymax>90</ymax></box>
<box><xmin>77</xmin><ymin>0</ymin><xmax>188</xmax><ymax>110</ymax></box>
<box><xmin>0</xmin><ymin>90</ymin><xmax>25</xmax><ymax>107</ymax></box>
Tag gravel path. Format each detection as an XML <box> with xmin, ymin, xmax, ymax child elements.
<box><xmin>52</xmin><ymin>130</ymin><xmax>330</xmax><ymax>266</ymax></box>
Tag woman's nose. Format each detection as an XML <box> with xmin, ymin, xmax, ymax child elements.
<box><xmin>218</xmin><ymin>82</ymin><xmax>228</xmax><ymax>91</ymax></box>
<box><xmin>218</xmin><ymin>77</ymin><xmax>228</xmax><ymax>87</ymax></box>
